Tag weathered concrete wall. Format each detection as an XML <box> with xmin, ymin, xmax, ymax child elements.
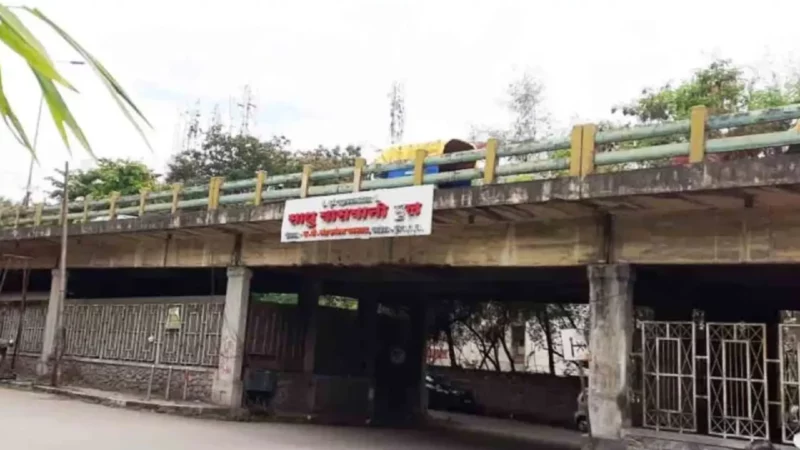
<box><xmin>4</xmin><ymin>296</ymin><xmax>223</xmax><ymax>403</ymax></box>
<box><xmin>10</xmin><ymin>354</ymin><xmax>39</xmax><ymax>378</ymax></box>
<box><xmin>614</xmin><ymin>208</ymin><xmax>800</xmax><ymax>264</ymax></box>
<box><xmin>60</xmin><ymin>358</ymin><xmax>214</xmax><ymax>401</ymax></box>
<box><xmin>313</xmin><ymin>375</ymin><xmax>370</xmax><ymax>420</ymax></box>
<box><xmin>0</xmin><ymin>217</ymin><xmax>604</xmax><ymax>269</ymax></box>
<box><xmin>588</xmin><ymin>264</ymin><xmax>634</xmax><ymax>445</ymax></box>
<box><xmin>0</xmin><ymin>303</ymin><xmax>47</xmax><ymax>354</ymax></box>
<box><xmin>260</xmin><ymin>372</ymin><xmax>369</xmax><ymax>421</ymax></box>
<box><xmin>11</xmin><ymin>205</ymin><xmax>800</xmax><ymax>269</ymax></box>
<box><xmin>429</xmin><ymin>366</ymin><xmax>582</xmax><ymax>427</ymax></box>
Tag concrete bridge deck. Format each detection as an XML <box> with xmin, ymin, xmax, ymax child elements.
<box><xmin>3</xmin><ymin>154</ymin><xmax>800</xmax><ymax>269</ymax></box>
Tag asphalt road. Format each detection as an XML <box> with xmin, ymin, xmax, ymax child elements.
<box><xmin>0</xmin><ymin>388</ymin><xmax>578</xmax><ymax>450</ymax></box>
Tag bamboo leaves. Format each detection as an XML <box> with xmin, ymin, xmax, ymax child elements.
<box><xmin>0</xmin><ymin>5</ymin><xmax>151</xmax><ymax>157</ymax></box>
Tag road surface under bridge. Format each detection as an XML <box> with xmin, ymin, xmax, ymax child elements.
<box><xmin>1</xmin><ymin>388</ymin><xmax>577</xmax><ymax>450</ymax></box>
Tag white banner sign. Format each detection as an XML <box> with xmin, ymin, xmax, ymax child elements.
<box><xmin>281</xmin><ymin>185</ymin><xmax>434</xmax><ymax>243</ymax></box>
<box><xmin>561</xmin><ymin>329</ymin><xmax>589</xmax><ymax>361</ymax></box>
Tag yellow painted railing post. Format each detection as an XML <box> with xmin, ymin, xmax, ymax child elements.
<box><xmin>352</xmin><ymin>158</ymin><xmax>366</xmax><ymax>193</ymax></box>
<box><xmin>689</xmin><ymin>105</ymin><xmax>708</xmax><ymax>163</ymax></box>
<box><xmin>208</xmin><ymin>177</ymin><xmax>224</xmax><ymax>210</ymax></box>
<box><xmin>171</xmin><ymin>183</ymin><xmax>182</xmax><ymax>214</ymax></box>
<box><xmin>33</xmin><ymin>203</ymin><xmax>43</xmax><ymax>226</ymax></box>
<box><xmin>569</xmin><ymin>125</ymin><xmax>583</xmax><ymax>177</ymax></box>
<box><xmin>109</xmin><ymin>192</ymin><xmax>120</xmax><ymax>220</ymax></box>
<box><xmin>254</xmin><ymin>171</ymin><xmax>267</xmax><ymax>205</ymax></box>
<box><xmin>138</xmin><ymin>188</ymin><xmax>150</xmax><ymax>216</ymax></box>
<box><xmin>300</xmin><ymin>165</ymin><xmax>312</xmax><ymax>198</ymax></box>
<box><xmin>413</xmin><ymin>149</ymin><xmax>427</xmax><ymax>185</ymax></box>
<box><xmin>581</xmin><ymin>123</ymin><xmax>597</xmax><ymax>176</ymax></box>
<box><xmin>82</xmin><ymin>196</ymin><xmax>91</xmax><ymax>223</ymax></box>
<box><xmin>483</xmin><ymin>138</ymin><xmax>499</xmax><ymax>185</ymax></box>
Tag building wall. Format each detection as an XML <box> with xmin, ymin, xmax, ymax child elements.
<box><xmin>63</xmin><ymin>297</ymin><xmax>223</xmax><ymax>367</ymax></box>
<box><xmin>1</xmin><ymin>296</ymin><xmax>223</xmax><ymax>402</ymax></box>
<box><xmin>0</xmin><ymin>302</ymin><xmax>46</xmax><ymax>354</ymax></box>
<box><xmin>244</xmin><ymin>303</ymin><xmax>381</xmax><ymax>420</ymax></box>
<box><xmin>428</xmin><ymin>366</ymin><xmax>582</xmax><ymax>427</ymax></box>
<box><xmin>60</xmin><ymin>358</ymin><xmax>215</xmax><ymax>402</ymax></box>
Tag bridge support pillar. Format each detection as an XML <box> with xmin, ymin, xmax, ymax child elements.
<box><xmin>358</xmin><ymin>295</ymin><xmax>378</xmax><ymax>421</ymax></box>
<box><xmin>37</xmin><ymin>269</ymin><xmax>64</xmax><ymax>377</ymax></box>
<box><xmin>587</xmin><ymin>264</ymin><xmax>635</xmax><ymax>450</ymax></box>
<box><xmin>406</xmin><ymin>301</ymin><xmax>432</xmax><ymax>421</ymax></box>
<box><xmin>211</xmin><ymin>266</ymin><xmax>251</xmax><ymax>408</ymax></box>
<box><xmin>299</xmin><ymin>279</ymin><xmax>321</xmax><ymax>413</ymax></box>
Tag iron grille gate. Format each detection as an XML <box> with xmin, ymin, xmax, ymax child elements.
<box><xmin>780</xmin><ymin>324</ymin><xmax>800</xmax><ymax>444</ymax></box>
<box><xmin>706</xmin><ymin>323</ymin><xmax>768</xmax><ymax>440</ymax></box>
<box><xmin>640</xmin><ymin>321</ymin><xmax>769</xmax><ymax>441</ymax></box>
<box><xmin>641</xmin><ymin>321</ymin><xmax>696</xmax><ymax>432</ymax></box>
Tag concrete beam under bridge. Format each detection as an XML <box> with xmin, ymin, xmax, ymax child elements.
<box><xmin>5</xmin><ymin>154</ymin><xmax>800</xmax><ymax>269</ymax></box>
<box><xmin>8</xmin><ymin>206</ymin><xmax>800</xmax><ymax>269</ymax></box>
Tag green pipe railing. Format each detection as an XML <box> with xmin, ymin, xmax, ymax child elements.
<box><xmin>8</xmin><ymin>104</ymin><xmax>800</xmax><ymax>228</ymax></box>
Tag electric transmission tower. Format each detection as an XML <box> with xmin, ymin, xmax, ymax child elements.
<box><xmin>388</xmin><ymin>81</ymin><xmax>405</xmax><ymax>145</ymax></box>
<box><xmin>238</xmin><ymin>85</ymin><xmax>257</xmax><ymax>136</ymax></box>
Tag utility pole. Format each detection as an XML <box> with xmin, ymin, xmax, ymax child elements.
<box><xmin>22</xmin><ymin>60</ymin><xmax>85</xmax><ymax>208</ymax></box>
<box><xmin>51</xmin><ymin>161</ymin><xmax>69</xmax><ymax>387</ymax></box>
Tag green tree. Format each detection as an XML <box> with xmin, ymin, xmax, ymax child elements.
<box><xmin>294</xmin><ymin>145</ymin><xmax>362</xmax><ymax>171</ymax></box>
<box><xmin>46</xmin><ymin>158</ymin><xmax>159</xmax><ymax>201</ymax></box>
<box><xmin>0</xmin><ymin>6</ymin><xmax>149</xmax><ymax>156</ymax></box>
<box><xmin>167</xmin><ymin>121</ymin><xmax>361</xmax><ymax>185</ymax></box>
<box><xmin>167</xmin><ymin>124</ymin><xmax>294</xmax><ymax>184</ymax></box>
<box><xmin>613</xmin><ymin>59</ymin><xmax>800</xmax><ymax>158</ymax></box>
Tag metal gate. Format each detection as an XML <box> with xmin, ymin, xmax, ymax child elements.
<box><xmin>780</xmin><ymin>324</ymin><xmax>800</xmax><ymax>444</ymax></box>
<box><xmin>706</xmin><ymin>323</ymin><xmax>768</xmax><ymax>440</ymax></box>
<box><xmin>641</xmin><ymin>321</ymin><xmax>697</xmax><ymax>432</ymax></box>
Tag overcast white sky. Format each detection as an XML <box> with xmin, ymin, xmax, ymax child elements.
<box><xmin>1</xmin><ymin>0</ymin><xmax>798</xmax><ymax>202</ymax></box>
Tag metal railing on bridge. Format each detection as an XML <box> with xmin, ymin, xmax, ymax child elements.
<box><xmin>8</xmin><ymin>104</ymin><xmax>800</xmax><ymax>229</ymax></box>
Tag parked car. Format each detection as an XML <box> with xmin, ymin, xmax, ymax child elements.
<box><xmin>425</xmin><ymin>373</ymin><xmax>479</xmax><ymax>414</ymax></box>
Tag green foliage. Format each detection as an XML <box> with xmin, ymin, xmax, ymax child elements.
<box><xmin>167</xmin><ymin>124</ymin><xmax>294</xmax><ymax>184</ymax></box>
<box><xmin>46</xmin><ymin>158</ymin><xmax>159</xmax><ymax>200</ymax></box>
<box><xmin>0</xmin><ymin>195</ymin><xmax>15</xmax><ymax>208</ymax></box>
<box><xmin>252</xmin><ymin>293</ymin><xmax>298</xmax><ymax>305</ymax></box>
<box><xmin>607</xmin><ymin>59</ymin><xmax>800</xmax><ymax>165</ymax></box>
<box><xmin>251</xmin><ymin>292</ymin><xmax>357</xmax><ymax>310</ymax></box>
<box><xmin>616</xmin><ymin>59</ymin><xmax>800</xmax><ymax>135</ymax></box>
<box><xmin>0</xmin><ymin>6</ymin><xmax>149</xmax><ymax>157</ymax></box>
<box><xmin>166</xmin><ymin>123</ymin><xmax>361</xmax><ymax>185</ymax></box>
<box><xmin>294</xmin><ymin>145</ymin><xmax>362</xmax><ymax>172</ymax></box>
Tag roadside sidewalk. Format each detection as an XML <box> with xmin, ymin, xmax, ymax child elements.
<box><xmin>426</xmin><ymin>410</ymin><xmax>584</xmax><ymax>449</ymax></box>
<box><xmin>1</xmin><ymin>381</ymin><xmax>584</xmax><ymax>448</ymax></box>
<box><xmin>0</xmin><ymin>380</ymin><xmax>235</xmax><ymax>419</ymax></box>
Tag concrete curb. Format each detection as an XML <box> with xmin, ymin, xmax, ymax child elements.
<box><xmin>0</xmin><ymin>381</ymin><xmax>245</xmax><ymax>421</ymax></box>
